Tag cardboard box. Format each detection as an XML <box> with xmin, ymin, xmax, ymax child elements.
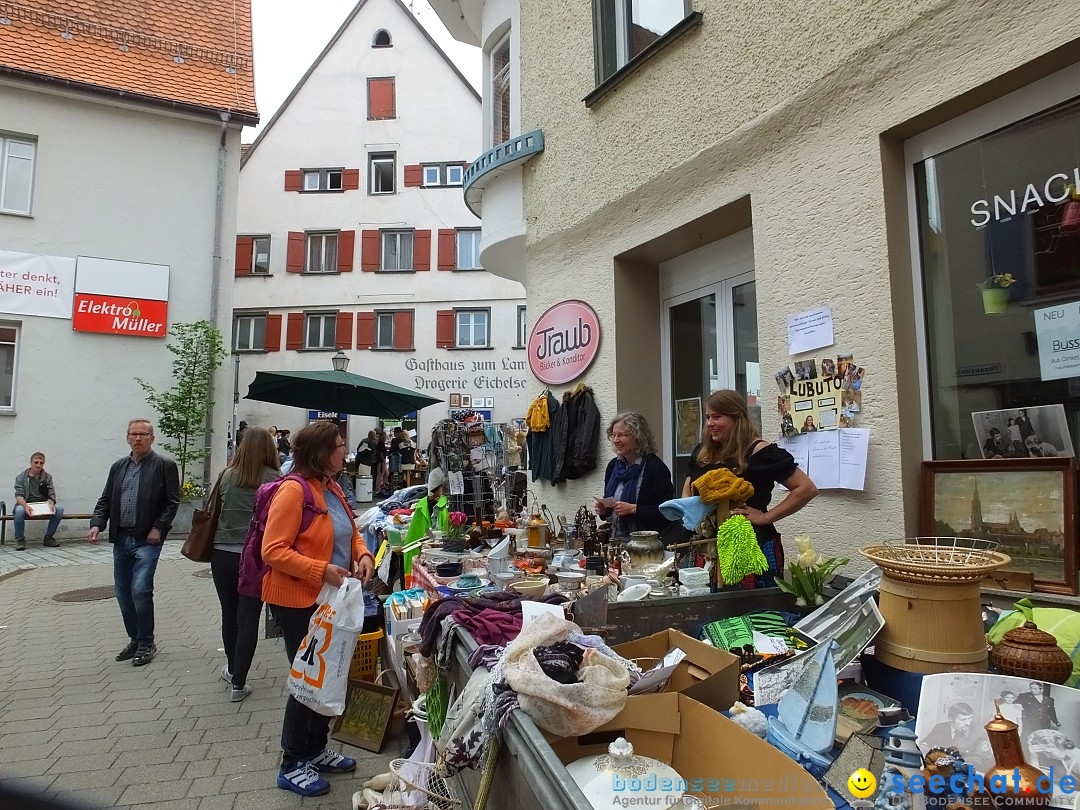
<box><xmin>548</xmin><ymin>693</ymin><xmax>833</xmax><ymax>808</ymax></box>
<box><xmin>613</xmin><ymin>629</ymin><xmax>740</xmax><ymax>712</ymax></box>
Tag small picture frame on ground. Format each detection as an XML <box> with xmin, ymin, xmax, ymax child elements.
<box><xmin>332</xmin><ymin>678</ymin><xmax>398</xmax><ymax>753</ymax></box>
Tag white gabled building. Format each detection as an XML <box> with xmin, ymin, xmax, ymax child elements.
<box><xmin>233</xmin><ymin>0</ymin><xmax>528</xmax><ymax>449</ymax></box>
<box><xmin>0</xmin><ymin>0</ymin><xmax>257</xmax><ymax>521</ymax></box>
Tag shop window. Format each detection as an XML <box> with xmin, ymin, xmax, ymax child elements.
<box><xmin>372</xmin><ymin>29</ymin><xmax>392</xmax><ymax>48</ymax></box>
<box><xmin>305</xmin><ymin>312</ymin><xmax>337</xmax><ymax>350</ymax></box>
<box><xmin>491</xmin><ymin>34</ymin><xmax>511</xmax><ymax>145</ymax></box>
<box><xmin>306</xmin><ymin>232</ymin><xmax>339</xmax><ymax>273</ymax></box>
<box><xmin>369</xmin><ymin>152</ymin><xmax>396</xmax><ymax>194</ymax></box>
<box><xmin>381</xmin><ymin>230</ymin><xmax>414</xmax><ymax>271</ymax></box>
<box><xmin>0</xmin><ymin>322</ymin><xmax>18</xmax><ymax>409</ymax></box>
<box><xmin>516</xmin><ymin>305</ymin><xmax>527</xmax><ymax>348</ymax></box>
<box><xmin>302</xmin><ymin>168</ymin><xmax>343</xmax><ymax>192</ymax></box>
<box><xmin>1</xmin><ymin>135</ymin><xmax>35</xmax><ymax>215</ymax></box>
<box><xmin>456</xmin><ymin>309</ymin><xmax>489</xmax><ymax>348</ymax></box>
<box><xmin>233</xmin><ymin>314</ymin><xmax>266</xmax><ymax>351</ymax></box>
<box><xmin>593</xmin><ymin>0</ymin><xmax>692</xmax><ymax>84</ymax></box>
<box><xmin>915</xmin><ymin>97</ymin><xmax>1080</xmax><ymax>460</ymax></box>
<box><xmin>456</xmin><ymin>229</ymin><xmax>481</xmax><ymax>270</ymax></box>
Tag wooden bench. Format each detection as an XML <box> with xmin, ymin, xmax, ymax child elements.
<box><xmin>0</xmin><ymin>501</ymin><xmax>95</xmax><ymax>545</ymax></box>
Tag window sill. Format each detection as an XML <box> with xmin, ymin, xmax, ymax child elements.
<box><xmin>448</xmin><ymin>345</ymin><xmax>495</xmax><ymax>351</ymax></box>
<box><xmin>0</xmin><ymin>409</ymin><xmax>15</xmax><ymax>416</ymax></box>
<box><xmin>301</xmin><ymin>271</ymin><xmax>342</xmax><ymax>276</ymax></box>
<box><xmin>583</xmin><ymin>11</ymin><xmax>704</xmax><ymax>108</ymax></box>
<box><xmin>453</xmin><ymin>268</ymin><xmax>484</xmax><ymax>273</ymax></box>
<box><xmin>298</xmin><ymin>347</ymin><xmax>338</xmax><ymax>352</ymax></box>
<box><xmin>234</xmin><ymin>348</ymin><xmax>268</xmax><ymax>354</ymax></box>
<box><xmin>371</xmin><ymin>347</ymin><xmax>414</xmax><ymax>352</ymax></box>
<box><xmin>368</xmin><ymin>191</ymin><xmax>396</xmax><ymax>196</ymax></box>
<box><xmin>377</xmin><ymin>269</ymin><xmax>417</xmax><ymax>274</ymax></box>
<box><xmin>238</xmin><ymin>273</ymin><xmax>275</xmax><ymax>278</ymax></box>
<box><xmin>0</xmin><ymin>210</ymin><xmax>32</xmax><ymax>218</ymax></box>
<box><xmin>298</xmin><ymin>189</ymin><xmax>345</xmax><ymax>194</ymax></box>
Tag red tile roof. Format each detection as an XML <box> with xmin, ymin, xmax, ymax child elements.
<box><xmin>0</xmin><ymin>1</ymin><xmax>258</xmax><ymax>123</ymax></box>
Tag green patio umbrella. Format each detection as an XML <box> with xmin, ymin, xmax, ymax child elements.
<box><xmin>245</xmin><ymin>368</ymin><xmax>443</xmax><ymax>418</ymax></box>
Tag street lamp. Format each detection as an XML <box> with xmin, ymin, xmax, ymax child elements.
<box><xmin>331</xmin><ymin>350</ymin><xmax>350</xmax><ymax>372</ymax></box>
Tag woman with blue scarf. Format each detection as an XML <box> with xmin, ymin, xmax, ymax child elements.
<box><xmin>594</xmin><ymin>412</ymin><xmax>674</xmax><ymax>536</ymax></box>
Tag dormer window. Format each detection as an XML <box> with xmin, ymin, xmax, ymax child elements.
<box><xmin>373</xmin><ymin>29</ymin><xmax>392</xmax><ymax>48</ymax></box>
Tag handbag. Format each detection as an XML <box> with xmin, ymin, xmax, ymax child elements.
<box><xmin>181</xmin><ymin>471</ymin><xmax>225</xmax><ymax>563</ymax></box>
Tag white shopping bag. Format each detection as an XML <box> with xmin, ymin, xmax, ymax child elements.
<box><xmin>288</xmin><ymin>579</ymin><xmax>367</xmax><ymax>716</ymax></box>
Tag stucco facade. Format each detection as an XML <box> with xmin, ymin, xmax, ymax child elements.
<box><xmin>433</xmin><ymin>0</ymin><xmax>1080</xmax><ymax>573</ymax></box>
<box><xmin>233</xmin><ymin>0</ymin><xmax>527</xmax><ymax>446</ymax></box>
<box><xmin>0</xmin><ymin>81</ymin><xmax>243</xmax><ymax>519</ymax></box>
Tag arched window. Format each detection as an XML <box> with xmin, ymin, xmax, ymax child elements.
<box><xmin>373</xmin><ymin>29</ymin><xmax>392</xmax><ymax>48</ymax></box>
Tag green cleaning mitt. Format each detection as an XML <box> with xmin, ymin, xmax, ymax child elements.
<box><xmin>716</xmin><ymin>514</ymin><xmax>767</xmax><ymax>585</ymax></box>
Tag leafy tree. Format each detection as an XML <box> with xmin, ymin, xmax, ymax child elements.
<box><xmin>136</xmin><ymin>320</ymin><xmax>226</xmax><ymax>492</ymax></box>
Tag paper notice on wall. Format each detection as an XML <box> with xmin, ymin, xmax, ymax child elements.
<box><xmin>787</xmin><ymin>306</ymin><xmax>834</xmax><ymax>355</ymax></box>
<box><xmin>807</xmin><ymin>430</ymin><xmax>841</xmax><ymax>489</ymax></box>
<box><xmin>0</xmin><ymin>250</ymin><xmax>76</xmax><ymax>319</ymax></box>
<box><xmin>777</xmin><ymin>434</ymin><xmax>810</xmax><ymax>491</ymax></box>
<box><xmin>838</xmin><ymin>428</ymin><xmax>870</xmax><ymax>491</ymax></box>
<box><xmin>1033</xmin><ymin>302</ymin><xmax>1080</xmax><ymax>381</ymax></box>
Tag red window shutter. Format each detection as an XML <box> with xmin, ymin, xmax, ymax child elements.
<box><xmin>356</xmin><ymin>312</ymin><xmax>376</xmax><ymax>349</ymax></box>
<box><xmin>343</xmin><ymin>168</ymin><xmax>360</xmax><ymax>191</ymax></box>
<box><xmin>414</xmin><ymin>230</ymin><xmax>431</xmax><ymax>271</ymax></box>
<box><xmin>286</xmin><ymin>232</ymin><xmax>305</xmax><ymax>273</ymax></box>
<box><xmin>403</xmin><ymin>165</ymin><xmax>423</xmax><ymax>187</ymax></box>
<box><xmin>368</xmin><ymin>78</ymin><xmax>395</xmax><ymax>120</ymax></box>
<box><xmin>264</xmin><ymin>314</ymin><xmax>282</xmax><ymax>351</ymax></box>
<box><xmin>393</xmin><ymin>311</ymin><xmax>414</xmax><ymax>350</ymax></box>
<box><xmin>436</xmin><ymin>309</ymin><xmax>455</xmax><ymax>349</ymax></box>
<box><xmin>361</xmin><ymin>230</ymin><xmax>380</xmax><ymax>272</ymax></box>
<box><xmin>286</xmin><ymin>313</ymin><xmax>304</xmax><ymax>350</ymax></box>
<box><xmin>235</xmin><ymin>236</ymin><xmax>253</xmax><ymax>276</ymax></box>
<box><xmin>437</xmin><ymin>229</ymin><xmax>456</xmax><ymax>270</ymax></box>
<box><xmin>284</xmin><ymin>170</ymin><xmax>302</xmax><ymax>192</ymax></box>
<box><xmin>338</xmin><ymin>230</ymin><xmax>355</xmax><ymax>272</ymax></box>
<box><xmin>336</xmin><ymin>312</ymin><xmax>354</xmax><ymax>349</ymax></box>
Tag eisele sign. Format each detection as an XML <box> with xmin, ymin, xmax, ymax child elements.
<box><xmin>72</xmin><ymin>256</ymin><xmax>170</xmax><ymax>338</ymax></box>
<box><xmin>527</xmin><ymin>299</ymin><xmax>601</xmax><ymax>386</ymax></box>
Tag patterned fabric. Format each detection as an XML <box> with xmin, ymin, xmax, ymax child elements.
<box><xmin>118</xmin><ymin>457</ymin><xmax>142</xmax><ymax>527</ymax></box>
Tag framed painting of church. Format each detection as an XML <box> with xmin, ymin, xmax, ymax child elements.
<box><xmin>920</xmin><ymin>458</ymin><xmax>1077</xmax><ymax>596</ymax></box>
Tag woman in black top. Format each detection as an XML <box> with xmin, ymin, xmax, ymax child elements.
<box><xmin>594</xmin><ymin>412</ymin><xmax>674</xmax><ymax>535</ymax></box>
<box><xmin>682</xmin><ymin>390</ymin><xmax>818</xmax><ymax>587</ymax></box>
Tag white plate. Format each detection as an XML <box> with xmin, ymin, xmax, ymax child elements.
<box><xmin>617</xmin><ymin>583</ymin><xmax>652</xmax><ymax>602</ymax></box>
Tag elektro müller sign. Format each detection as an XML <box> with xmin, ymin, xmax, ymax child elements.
<box><xmin>72</xmin><ymin>256</ymin><xmax>170</xmax><ymax>338</ymax></box>
<box><xmin>527</xmin><ymin>299</ymin><xmax>601</xmax><ymax>385</ymax></box>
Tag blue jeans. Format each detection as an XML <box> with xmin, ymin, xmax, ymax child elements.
<box><xmin>13</xmin><ymin>503</ymin><xmax>64</xmax><ymax>539</ymax></box>
<box><xmin>113</xmin><ymin>532</ymin><xmax>163</xmax><ymax>644</ymax></box>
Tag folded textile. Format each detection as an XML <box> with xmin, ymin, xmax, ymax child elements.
<box><xmin>658</xmin><ymin>496</ymin><xmax>713</xmax><ymax>530</ymax></box>
<box><xmin>692</xmin><ymin>468</ymin><xmax>754</xmax><ymax>505</ymax></box>
<box><xmin>419</xmin><ymin>590</ymin><xmax>567</xmax><ymax>658</ymax></box>
<box><xmin>451</xmin><ymin>608</ymin><xmax>523</xmax><ymax>648</ymax></box>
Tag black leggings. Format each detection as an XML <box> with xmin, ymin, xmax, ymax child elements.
<box><xmin>270</xmin><ymin>603</ymin><xmax>331</xmax><ymax>766</ymax></box>
<box><xmin>210</xmin><ymin>548</ymin><xmax>263</xmax><ymax>688</ymax></box>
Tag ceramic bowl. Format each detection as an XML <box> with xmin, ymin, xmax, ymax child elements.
<box><xmin>617</xmin><ymin>583</ymin><xmax>651</xmax><ymax>602</ymax></box>
<box><xmin>508</xmin><ymin>579</ymin><xmax>548</xmax><ymax>598</ymax></box>
<box><xmin>435</xmin><ymin>562</ymin><xmax>463</xmax><ymax>578</ymax></box>
<box><xmin>494</xmin><ymin>572</ymin><xmax>519</xmax><ymax>589</ymax></box>
<box><xmin>556</xmin><ymin>571</ymin><xmax>586</xmax><ymax>590</ymax></box>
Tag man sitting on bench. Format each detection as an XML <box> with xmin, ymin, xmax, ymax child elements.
<box><xmin>13</xmin><ymin>451</ymin><xmax>64</xmax><ymax>550</ymax></box>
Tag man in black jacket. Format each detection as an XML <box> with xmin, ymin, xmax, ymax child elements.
<box><xmin>88</xmin><ymin>419</ymin><xmax>180</xmax><ymax>667</ymax></box>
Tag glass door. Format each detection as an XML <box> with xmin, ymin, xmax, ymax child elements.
<box><xmin>665</xmin><ymin>272</ymin><xmax>758</xmax><ymax>473</ymax></box>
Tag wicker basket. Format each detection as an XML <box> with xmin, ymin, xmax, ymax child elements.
<box><xmin>860</xmin><ymin>536</ymin><xmax>1010</xmax><ymax>585</ymax></box>
<box><xmin>991</xmin><ymin>621</ymin><xmax>1073</xmax><ymax>684</ymax></box>
<box><xmin>378</xmin><ymin>758</ymin><xmax>460</xmax><ymax>810</ymax></box>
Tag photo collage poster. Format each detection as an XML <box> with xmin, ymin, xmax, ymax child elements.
<box><xmin>776</xmin><ymin>353</ymin><xmax>866</xmax><ymax>438</ymax></box>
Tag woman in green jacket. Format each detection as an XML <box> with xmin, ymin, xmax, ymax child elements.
<box><xmin>405</xmin><ymin>467</ymin><xmax>450</xmax><ymax>543</ymax></box>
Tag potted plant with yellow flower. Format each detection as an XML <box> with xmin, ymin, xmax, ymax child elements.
<box><xmin>977</xmin><ymin>272</ymin><xmax>1015</xmax><ymax>315</ymax></box>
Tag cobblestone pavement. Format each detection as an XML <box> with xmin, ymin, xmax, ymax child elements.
<box><xmin>0</xmin><ymin>535</ymin><xmax>185</xmax><ymax>577</ymax></box>
<box><xmin>0</xmin><ymin>554</ymin><xmax>406</xmax><ymax>809</ymax></box>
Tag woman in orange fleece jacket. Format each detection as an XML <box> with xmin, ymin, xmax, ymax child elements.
<box><xmin>262</xmin><ymin>421</ymin><xmax>375</xmax><ymax>798</ymax></box>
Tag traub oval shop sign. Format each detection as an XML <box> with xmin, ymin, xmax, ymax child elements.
<box><xmin>528</xmin><ymin>299</ymin><xmax>601</xmax><ymax>386</ymax></box>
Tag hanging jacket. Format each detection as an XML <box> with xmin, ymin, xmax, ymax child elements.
<box><xmin>553</xmin><ymin>386</ymin><xmax>600</xmax><ymax>482</ymax></box>
<box><xmin>527</xmin><ymin>392</ymin><xmax>559</xmax><ymax>483</ymax></box>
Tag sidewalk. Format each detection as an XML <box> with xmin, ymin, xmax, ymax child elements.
<box><xmin>0</xmin><ymin>555</ymin><xmax>406</xmax><ymax>809</ymax></box>
<box><xmin>0</xmin><ymin>536</ymin><xmax>184</xmax><ymax>578</ymax></box>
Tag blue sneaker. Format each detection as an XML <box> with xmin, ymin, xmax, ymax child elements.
<box><xmin>310</xmin><ymin>748</ymin><xmax>357</xmax><ymax>773</ymax></box>
<box><xmin>277</xmin><ymin>761</ymin><xmax>330</xmax><ymax>796</ymax></box>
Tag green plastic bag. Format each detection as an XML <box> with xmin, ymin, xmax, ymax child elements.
<box><xmin>987</xmin><ymin>599</ymin><xmax>1080</xmax><ymax>687</ymax></box>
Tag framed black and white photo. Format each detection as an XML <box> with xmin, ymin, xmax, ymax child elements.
<box><xmin>971</xmin><ymin>404</ymin><xmax>1074</xmax><ymax>459</ymax></box>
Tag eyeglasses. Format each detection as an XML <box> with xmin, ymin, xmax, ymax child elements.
<box><xmin>334</xmin><ymin>442</ymin><xmax>346</xmax><ymax>449</ymax></box>
<box><xmin>127</xmin><ymin>432</ymin><xmax>152</xmax><ymax>438</ymax></box>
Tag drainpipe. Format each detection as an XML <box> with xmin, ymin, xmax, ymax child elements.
<box><xmin>203</xmin><ymin>111</ymin><xmax>231</xmax><ymax>489</ymax></box>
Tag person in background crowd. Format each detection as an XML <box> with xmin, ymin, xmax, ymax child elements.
<box><xmin>388</xmin><ymin>427</ymin><xmax>404</xmax><ymax>486</ymax></box>
<box><xmin>210</xmin><ymin>427</ymin><xmax>280</xmax><ymax>702</ymax></box>
<box><xmin>235</xmin><ymin>420</ymin><xmax>248</xmax><ymax>448</ymax></box>
<box><xmin>355</xmin><ymin>430</ymin><xmax>375</xmax><ymax>477</ymax></box>
<box><xmin>13</xmin><ymin>451</ymin><xmax>64</xmax><ymax>550</ymax></box>
<box><xmin>261</xmin><ymin>421</ymin><xmax>374</xmax><ymax>797</ymax></box>
<box><xmin>405</xmin><ymin>467</ymin><xmax>449</xmax><ymax>544</ymax></box>
<box><xmin>88</xmin><ymin>419</ymin><xmax>180</xmax><ymax>667</ymax></box>
<box><xmin>373</xmin><ymin>430</ymin><xmax>388</xmax><ymax>496</ymax></box>
<box><xmin>594</xmin><ymin>412</ymin><xmax>673</xmax><ymax>536</ymax></box>
<box><xmin>277</xmin><ymin>429</ymin><xmax>292</xmax><ymax>462</ymax></box>
<box><xmin>682</xmin><ymin>390</ymin><xmax>818</xmax><ymax>588</ymax></box>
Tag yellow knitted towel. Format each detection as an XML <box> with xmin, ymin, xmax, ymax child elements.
<box><xmin>692</xmin><ymin>467</ymin><xmax>754</xmax><ymax>506</ymax></box>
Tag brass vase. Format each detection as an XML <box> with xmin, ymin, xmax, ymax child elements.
<box><xmin>978</xmin><ymin>705</ymin><xmax>1048</xmax><ymax>809</ymax></box>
